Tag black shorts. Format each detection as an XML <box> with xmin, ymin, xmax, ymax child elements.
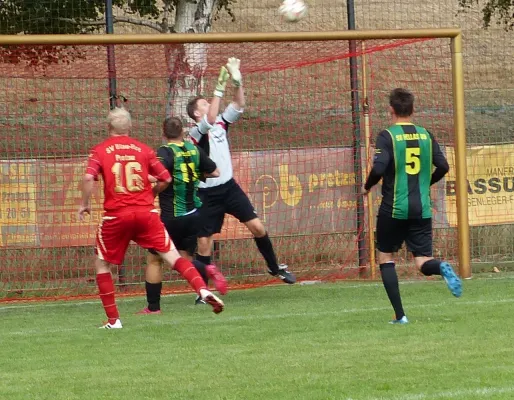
<box><xmin>149</xmin><ymin>211</ymin><xmax>201</xmax><ymax>256</ymax></box>
<box><xmin>197</xmin><ymin>179</ymin><xmax>257</xmax><ymax>237</ymax></box>
<box><xmin>376</xmin><ymin>215</ymin><xmax>432</xmax><ymax>257</ymax></box>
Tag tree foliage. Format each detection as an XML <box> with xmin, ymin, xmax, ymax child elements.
<box><xmin>0</xmin><ymin>0</ymin><xmax>235</xmax><ymax>65</ymax></box>
<box><xmin>0</xmin><ymin>0</ymin><xmax>235</xmax><ymax>34</ymax></box>
<box><xmin>459</xmin><ymin>0</ymin><xmax>513</xmax><ymax>30</ymax></box>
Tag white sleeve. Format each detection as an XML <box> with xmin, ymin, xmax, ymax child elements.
<box><xmin>189</xmin><ymin>116</ymin><xmax>213</xmax><ymax>142</ymax></box>
<box><xmin>222</xmin><ymin>103</ymin><xmax>244</xmax><ymax>124</ymax></box>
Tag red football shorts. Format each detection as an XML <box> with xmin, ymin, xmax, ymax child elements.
<box><xmin>95</xmin><ymin>209</ymin><xmax>173</xmax><ymax>265</ymax></box>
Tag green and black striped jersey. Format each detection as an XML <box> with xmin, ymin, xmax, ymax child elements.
<box><xmin>157</xmin><ymin>141</ymin><xmax>216</xmax><ymax>218</ymax></box>
<box><xmin>364</xmin><ymin>123</ymin><xmax>449</xmax><ymax>220</ymax></box>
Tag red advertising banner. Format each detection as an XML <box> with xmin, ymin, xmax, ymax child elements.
<box><xmin>247</xmin><ymin>147</ymin><xmax>370</xmax><ymax>235</ymax></box>
<box><xmin>36</xmin><ymin>158</ymin><xmax>103</xmax><ymax>248</ymax></box>
<box><xmin>212</xmin><ymin>152</ymin><xmax>253</xmax><ymax>240</ymax></box>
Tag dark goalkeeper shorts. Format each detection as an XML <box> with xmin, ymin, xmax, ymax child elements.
<box><xmin>376</xmin><ymin>215</ymin><xmax>432</xmax><ymax>257</ymax></box>
<box><xmin>149</xmin><ymin>210</ymin><xmax>202</xmax><ymax>256</ymax></box>
<box><xmin>197</xmin><ymin>179</ymin><xmax>258</xmax><ymax>237</ymax></box>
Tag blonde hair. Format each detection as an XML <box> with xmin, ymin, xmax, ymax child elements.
<box><xmin>107</xmin><ymin>107</ymin><xmax>132</xmax><ymax>134</ymax></box>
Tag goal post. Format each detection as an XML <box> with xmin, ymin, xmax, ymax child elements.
<box><xmin>360</xmin><ymin>42</ymin><xmax>377</xmax><ymax>280</ymax></box>
<box><xmin>450</xmin><ymin>33</ymin><xmax>470</xmax><ymax>279</ymax></box>
<box><xmin>0</xmin><ymin>29</ymin><xmax>470</xmax><ymax>300</ymax></box>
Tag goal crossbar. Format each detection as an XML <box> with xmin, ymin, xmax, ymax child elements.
<box><xmin>0</xmin><ymin>29</ymin><xmax>462</xmax><ymax>45</ymax></box>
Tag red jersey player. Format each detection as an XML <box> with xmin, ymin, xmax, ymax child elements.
<box><xmin>78</xmin><ymin>107</ymin><xmax>224</xmax><ymax>329</ymax></box>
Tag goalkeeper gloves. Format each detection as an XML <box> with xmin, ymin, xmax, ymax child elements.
<box><xmin>226</xmin><ymin>57</ymin><xmax>242</xmax><ymax>87</ymax></box>
<box><xmin>214</xmin><ymin>66</ymin><xmax>230</xmax><ymax>98</ymax></box>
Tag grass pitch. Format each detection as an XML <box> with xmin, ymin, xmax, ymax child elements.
<box><xmin>1</xmin><ymin>275</ymin><xmax>513</xmax><ymax>400</ymax></box>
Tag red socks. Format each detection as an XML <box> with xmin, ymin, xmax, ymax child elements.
<box><xmin>96</xmin><ymin>272</ymin><xmax>120</xmax><ymax>324</ymax></box>
<box><xmin>174</xmin><ymin>257</ymin><xmax>207</xmax><ymax>294</ymax></box>
<box><xmin>96</xmin><ymin>259</ymin><xmax>205</xmax><ymax>323</ymax></box>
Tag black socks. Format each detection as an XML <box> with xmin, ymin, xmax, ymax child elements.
<box><xmin>380</xmin><ymin>263</ymin><xmax>405</xmax><ymax>320</ymax></box>
<box><xmin>254</xmin><ymin>233</ymin><xmax>279</xmax><ymax>274</ymax></box>
<box><xmin>145</xmin><ymin>281</ymin><xmax>162</xmax><ymax>311</ymax></box>
<box><xmin>420</xmin><ymin>259</ymin><xmax>442</xmax><ymax>276</ymax></box>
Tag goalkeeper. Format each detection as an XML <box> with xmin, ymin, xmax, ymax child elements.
<box><xmin>187</xmin><ymin>58</ymin><xmax>296</xmax><ymax>284</ymax></box>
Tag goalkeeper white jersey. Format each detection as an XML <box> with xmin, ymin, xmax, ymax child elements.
<box><xmin>189</xmin><ymin>103</ymin><xmax>243</xmax><ymax>189</ymax></box>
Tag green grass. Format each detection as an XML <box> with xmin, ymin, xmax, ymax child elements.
<box><xmin>1</xmin><ymin>276</ymin><xmax>514</xmax><ymax>399</ymax></box>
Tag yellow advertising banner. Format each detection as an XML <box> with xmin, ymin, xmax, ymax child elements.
<box><xmin>0</xmin><ymin>160</ymin><xmax>39</xmax><ymax>247</ymax></box>
<box><xmin>444</xmin><ymin>144</ymin><xmax>514</xmax><ymax>226</ymax></box>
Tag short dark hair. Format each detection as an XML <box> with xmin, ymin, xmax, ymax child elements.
<box><xmin>186</xmin><ymin>96</ymin><xmax>205</xmax><ymax>121</ymax></box>
<box><xmin>163</xmin><ymin>117</ymin><xmax>183</xmax><ymax>139</ymax></box>
<box><xmin>389</xmin><ymin>88</ymin><xmax>414</xmax><ymax>117</ymax></box>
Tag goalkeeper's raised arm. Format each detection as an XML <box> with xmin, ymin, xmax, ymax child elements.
<box><xmin>226</xmin><ymin>57</ymin><xmax>245</xmax><ymax>111</ymax></box>
<box><xmin>204</xmin><ymin>58</ymin><xmax>244</xmax><ymax>128</ymax></box>
<box><xmin>187</xmin><ymin>57</ymin><xmax>245</xmax><ymax>140</ymax></box>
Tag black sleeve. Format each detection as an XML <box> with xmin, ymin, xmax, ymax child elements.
<box><xmin>156</xmin><ymin>146</ymin><xmax>174</xmax><ymax>172</ymax></box>
<box><xmin>429</xmin><ymin>132</ymin><xmax>450</xmax><ymax>185</ymax></box>
<box><xmin>364</xmin><ymin>131</ymin><xmax>392</xmax><ymax>191</ymax></box>
<box><xmin>197</xmin><ymin>146</ymin><xmax>217</xmax><ymax>174</ymax></box>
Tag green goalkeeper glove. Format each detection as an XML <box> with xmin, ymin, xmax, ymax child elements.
<box><xmin>214</xmin><ymin>66</ymin><xmax>230</xmax><ymax>98</ymax></box>
<box><xmin>226</xmin><ymin>57</ymin><xmax>242</xmax><ymax>87</ymax></box>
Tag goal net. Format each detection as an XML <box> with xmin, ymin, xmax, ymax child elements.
<box><xmin>0</xmin><ymin>36</ymin><xmax>458</xmax><ymax>300</ymax></box>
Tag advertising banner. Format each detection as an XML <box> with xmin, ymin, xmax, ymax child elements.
<box><xmin>444</xmin><ymin>144</ymin><xmax>514</xmax><ymax>227</ymax></box>
<box><xmin>1</xmin><ymin>144</ymin><xmax>512</xmax><ymax>248</ymax></box>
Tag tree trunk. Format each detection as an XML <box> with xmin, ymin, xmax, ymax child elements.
<box><xmin>165</xmin><ymin>0</ymin><xmax>218</xmax><ymax>122</ymax></box>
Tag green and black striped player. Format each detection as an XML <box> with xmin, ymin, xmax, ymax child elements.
<box><xmin>139</xmin><ymin>117</ymin><xmax>228</xmax><ymax>314</ymax></box>
<box><xmin>157</xmin><ymin>138</ymin><xmax>206</xmax><ymax>218</ymax></box>
<box><xmin>363</xmin><ymin>88</ymin><xmax>462</xmax><ymax>324</ymax></box>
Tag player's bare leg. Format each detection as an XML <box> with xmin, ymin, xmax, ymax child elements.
<box><xmin>95</xmin><ymin>258</ymin><xmax>122</xmax><ymax>329</ymax></box>
<box><xmin>378</xmin><ymin>251</ymin><xmax>407</xmax><ymax>324</ymax></box>
<box><xmin>197</xmin><ymin>236</ymin><xmax>214</xmax><ymax>262</ymax></box>
<box><xmin>158</xmin><ymin>247</ymin><xmax>224</xmax><ymax>314</ymax></box>
<box><xmin>137</xmin><ymin>253</ymin><xmax>163</xmax><ymax>315</ymax></box>
<box><xmin>415</xmin><ymin>256</ymin><xmax>462</xmax><ymax>297</ymax></box>
<box><xmin>244</xmin><ymin>218</ymin><xmax>296</xmax><ymax>284</ymax></box>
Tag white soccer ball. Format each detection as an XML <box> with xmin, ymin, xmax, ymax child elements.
<box><xmin>279</xmin><ymin>0</ymin><xmax>307</xmax><ymax>23</ymax></box>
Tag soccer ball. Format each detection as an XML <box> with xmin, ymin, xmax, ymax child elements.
<box><xmin>279</xmin><ymin>0</ymin><xmax>307</xmax><ymax>23</ymax></box>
